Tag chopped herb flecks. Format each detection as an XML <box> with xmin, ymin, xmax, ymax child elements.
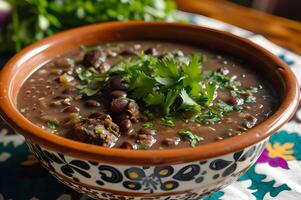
<box><xmin>142</xmin><ymin>121</ymin><xmax>154</xmax><ymax>128</ymax></box>
<box><xmin>178</xmin><ymin>129</ymin><xmax>203</xmax><ymax>147</ymax></box>
<box><xmin>160</xmin><ymin>117</ymin><xmax>176</xmax><ymax>127</ymax></box>
<box><xmin>20</xmin><ymin>108</ymin><xmax>28</xmax><ymax>113</ymax></box>
<box><xmin>47</xmin><ymin>120</ymin><xmax>59</xmax><ymax>130</ymax></box>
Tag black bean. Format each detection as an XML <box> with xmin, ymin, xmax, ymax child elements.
<box><xmin>227</xmin><ymin>97</ymin><xmax>244</xmax><ymax>106</ymax></box>
<box><xmin>89</xmin><ymin>112</ymin><xmax>111</xmax><ymax>119</ymax></box>
<box><xmin>125</xmin><ymin>128</ymin><xmax>135</xmax><ymax>137</ymax></box>
<box><xmin>115</xmin><ymin>113</ymin><xmax>130</xmax><ymax>122</ymax></box>
<box><xmin>120</xmin><ymin>48</ymin><xmax>138</xmax><ymax>56</ymax></box>
<box><xmin>85</xmin><ymin>99</ymin><xmax>101</xmax><ymax>107</ymax></box>
<box><xmin>127</xmin><ymin>100</ymin><xmax>140</xmax><ymax>122</ymax></box>
<box><xmin>111</xmin><ymin>98</ymin><xmax>129</xmax><ymax>113</ymax></box>
<box><xmin>83</xmin><ymin>49</ymin><xmax>105</xmax><ymax>68</ymax></box>
<box><xmin>217</xmin><ymin>67</ymin><xmax>229</xmax><ymax>75</ymax></box>
<box><xmin>110</xmin><ymin>77</ymin><xmax>128</xmax><ymax>90</ymax></box>
<box><xmin>144</xmin><ymin>48</ymin><xmax>159</xmax><ymax>56</ymax></box>
<box><xmin>62</xmin><ymin>87</ymin><xmax>76</xmax><ymax>94</ymax></box>
<box><xmin>162</xmin><ymin>137</ymin><xmax>181</xmax><ymax>147</ymax></box>
<box><xmin>243</xmin><ymin>114</ymin><xmax>258</xmax><ymax>129</ymax></box>
<box><xmin>120</xmin><ymin>119</ymin><xmax>132</xmax><ymax>131</ymax></box>
<box><xmin>139</xmin><ymin>128</ymin><xmax>156</xmax><ymax>136</ymax></box>
<box><xmin>111</xmin><ymin>90</ymin><xmax>127</xmax><ymax>98</ymax></box>
<box><xmin>120</xmin><ymin>141</ymin><xmax>134</xmax><ymax>149</ymax></box>
<box><xmin>137</xmin><ymin>134</ymin><xmax>156</xmax><ymax>148</ymax></box>
<box><xmin>138</xmin><ymin>134</ymin><xmax>148</xmax><ymax>140</ymax></box>
<box><xmin>63</xmin><ymin>106</ymin><xmax>80</xmax><ymax>113</ymax></box>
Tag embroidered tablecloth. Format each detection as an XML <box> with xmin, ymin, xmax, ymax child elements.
<box><xmin>0</xmin><ymin>12</ymin><xmax>301</xmax><ymax>200</ymax></box>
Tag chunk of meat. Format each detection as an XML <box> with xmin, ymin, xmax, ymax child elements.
<box><xmin>70</xmin><ymin>112</ymin><xmax>119</xmax><ymax>147</ymax></box>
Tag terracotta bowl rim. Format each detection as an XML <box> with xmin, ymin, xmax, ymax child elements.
<box><xmin>0</xmin><ymin>21</ymin><xmax>299</xmax><ymax>165</ymax></box>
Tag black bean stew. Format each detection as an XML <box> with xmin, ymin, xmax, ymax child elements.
<box><xmin>18</xmin><ymin>41</ymin><xmax>277</xmax><ymax>150</ymax></box>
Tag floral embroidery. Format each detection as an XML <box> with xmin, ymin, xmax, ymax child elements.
<box><xmin>266</xmin><ymin>143</ymin><xmax>295</xmax><ymax>161</ymax></box>
<box><xmin>257</xmin><ymin>149</ymin><xmax>289</xmax><ymax>169</ymax></box>
<box><xmin>239</xmin><ymin>165</ymin><xmax>291</xmax><ymax>199</ymax></box>
<box><xmin>257</xmin><ymin>131</ymin><xmax>301</xmax><ymax>169</ymax></box>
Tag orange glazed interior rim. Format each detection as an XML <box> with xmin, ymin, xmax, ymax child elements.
<box><xmin>0</xmin><ymin>21</ymin><xmax>299</xmax><ymax>165</ymax></box>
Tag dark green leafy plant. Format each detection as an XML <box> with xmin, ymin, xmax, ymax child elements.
<box><xmin>1</xmin><ymin>0</ymin><xmax>177</xmax><ymax>53</ymax></box>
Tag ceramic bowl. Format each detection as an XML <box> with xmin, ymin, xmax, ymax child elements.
<box><xmin>0</xmin><ymin>22</ymin><xmax>299</xmax><ymax>200</ymax></box>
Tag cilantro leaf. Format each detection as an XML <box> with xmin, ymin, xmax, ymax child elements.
<box><xmin>76</xmin><ymin>85</ymin><xmax>100</xmax><ymax>96</ymax></box>
<box><xmin>163</xmin><ymin>89</ymin><xmax>180</xmax><ymax>115</ymax></box>
<box><xmin>178</xmin><ymin>129</ymin><xmax>203</xmax><ymax>147</ymax></box>
<box><xmin>160</xmin><ymin>116</ymin><xmax>176</xmax><ymax>127</ymax></box>
<box><xmin>195</xmin><ymin>108</ymin><xmax>221</xmax><ymax>124</ymax></box>
<box><xmin>47</xmin><ymin>120</ymin><xmax>59</xmax><ymax>130</ymax></box>
<box><xmin>130</xmin><ymin>71</ymin><xmax>156</xmax><ymax>99</ymax></box>
<box><xmin>245</xmin><ymin>96</ymin><xmax>256</xmax><ymax>103</ymax></box>
<box><xmin>217</xmin><ymin>101</ymin><xmax>233</xmax><ymax>114</ymax></box>
<box><xmin>204</xmin><ymin>82</ymin><xmax>217</xmax><ymax>106</ymax></box>
<box><xmin>154</xmin><ymin>77</ymin><xmax>176</xmax><ymax>86</ymax></box>
<box><xmin>145</xmin><ymin>92</ymin><xmax>165</xmax><ymax>106</ymax></box>
<box><xmin>183</xmin><ymin>54</ymin><xmax>202</xmax><ymax>85</ymax></box>
<box><xmin>142</xmin><ymin>121</ymin><xmax>154</xmax><ymax>128</ymax></box>
<box><xmin>179</xmin><ymin>89</ymin><xmax>201</xmax><ymax>112</ymax></box>
<box><xmin>156</xmin><ymin>59</ymin><xmax>179</xmax><ymax>78</ymax></box>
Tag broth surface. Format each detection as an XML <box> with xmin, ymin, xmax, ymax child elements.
<box><xmin>18</xmin><ymin>41</ymin><xmax>277</xmax><ymax>149</ymax></box>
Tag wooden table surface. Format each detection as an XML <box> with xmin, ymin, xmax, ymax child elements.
<box><xmin>176</xmin><ymin>0</ymin><xmax>301</xmax><ymax>55</ymax></box>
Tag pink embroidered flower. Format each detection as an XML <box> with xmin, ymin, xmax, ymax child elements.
<box><xmin>257</xmin><ymin>149</ymin><xmax>289</xmax><ymax>169</ymax></box>
<box><xmin>257</xmin><ymin>142</ymin><xmax>295</xmax><ymax>169</ymax></box>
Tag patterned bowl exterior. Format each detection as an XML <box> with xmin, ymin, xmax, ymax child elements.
<box><xmin>26</xmin><ymin>139</ymin><xmax>267</xmax><ymax>200</ymax></box>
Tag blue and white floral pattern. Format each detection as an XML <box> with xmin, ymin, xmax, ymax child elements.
<box><xmin>25</xmin><ymin>139</ymin><xmax>265</xmax><ymax>199</ymax></box>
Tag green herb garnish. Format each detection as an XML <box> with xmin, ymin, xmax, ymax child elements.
<box><xmin>76</xmin><ymin>68</ymin><xmax>104</xmax><ymax>96</ymax></box>
<box><xmin>133</xmin><ymin>143</ymin><xmax>150</xmax><ymax>150</ymax></box>
<box><xmin>110</xmin><ymin>53</ymin><xmax>213</xmax><ymax>117</ymax></box>
<box><xmin>75</xmin><ymin>51</ymin><xmax>258</xmax><ymax>125</ymax></box>
<box><xmin>142</xmin><ymin>121</ymin><xmax>154</xmax><ymax>128</ymax></box>
<box><xmin>245</xmin><ymin>96</ymin><xmax>257</xmax><ymax>103</ymax></box>
<box><xmin>47</xmin><ymin>120</ymin><xmax>59</xmax><ymax>130</ymax></box>
<box><xmin>160</xmin><ymin>117</ymin><xmax>176</xmax><ymax>127</ymax></box>
<box><xmin>2</xmin><ymin>0</ymin><xmax>178</xmax><ymax>53</ymax></box>
<box><xmin>178</xmin><ymin>129</ymin><xmax>203</xmax><ymax>147</ymax></box>
<box><xmin>20</xmin><ymin>108</ymin><xmax>28</xmax><ymax>113</ymax></box>
<box><xmin>95</xmin><ymin>127</ymin><xmax>104</xmax><ymax>135</ymax></box>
